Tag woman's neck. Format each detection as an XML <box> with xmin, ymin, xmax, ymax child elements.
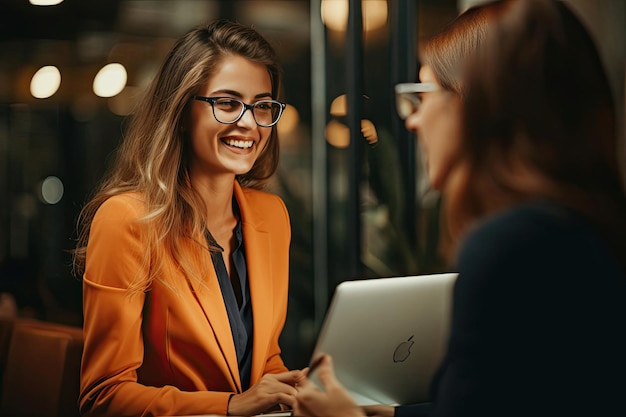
<box><xmin>190</xmin><ymin>173</ymin><xmax>237</xmax><ymax>226</ymax></box>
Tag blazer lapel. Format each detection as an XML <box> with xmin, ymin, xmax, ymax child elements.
<box><xmin>234</xmin><ymin>182</ymin><xmax>274</xmax><ymax>384</ymax></box>
<box><xmin>185</xmin><ymin>235</ymin><xmax>242</xmax><ymax>392</ymax></box>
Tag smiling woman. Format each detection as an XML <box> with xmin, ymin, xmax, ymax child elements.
<box><xmin>187</xmin><ymin>54</ymin><xmax>277</xmax><ymax>181</ymax></box>
<box><xmin>71</xmin><ymin>20</ymin><xmax>305</xmax><ymax>417</ymax></box>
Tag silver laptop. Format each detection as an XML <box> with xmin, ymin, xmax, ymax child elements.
<box><xmin>308</xmin><ymin>273</ymin><xmax>458</xmax><ymax>406</ymax></box>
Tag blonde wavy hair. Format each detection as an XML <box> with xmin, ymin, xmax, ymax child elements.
<box><xmin>72</xmin><ymin>20</ymin><xmax>283</xmax><ymax>293</ymax></box>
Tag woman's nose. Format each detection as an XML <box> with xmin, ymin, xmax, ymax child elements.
<box><xmin>237</xmin><ymin>107</ymin><xmax>257</xmax><ymax>128</ymax></box>
<box><xmin>404</xmin><ymin>111</ymin><xmax>420</xmax><ymax>135</ymax></box>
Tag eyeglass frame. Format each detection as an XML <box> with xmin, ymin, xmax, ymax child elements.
<box><xmin>194</xmin><ymin>96</ymin><xmax>287</xmax><ymax>127</ymax></box>
<box><xmin>394</xmin><ymin>82</ymin><xmax>439</xmax><ymax>120</ymax></box>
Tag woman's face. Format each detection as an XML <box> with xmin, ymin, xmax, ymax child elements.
<box><xmin>188</xmin><ymin>54</ymin><xmax>273</xmax><ymax>180</ymax></box>
<box><xmin>404</xmin><ymin>65</ymin><xmax>463</xmax><ymax>190</ymax></box>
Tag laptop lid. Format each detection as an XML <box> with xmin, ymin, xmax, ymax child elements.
<box><xmin>308</xmin><ymin>273</ymin><xmax>458</xmax><ymax>406</ymax></box>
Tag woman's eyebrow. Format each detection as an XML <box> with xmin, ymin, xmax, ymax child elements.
<box><xmin>209</xmin><ymin>89</ymin><xmax>272</xmax><ymax>99</ymax></box>
<box><xmin>254</xmin><ymin>92</ymin><xmax>273</xmax><ymax>99</ymax></box>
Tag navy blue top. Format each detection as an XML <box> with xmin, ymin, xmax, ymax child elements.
<box><xmin>206</xmin><ymin>209</ymin><xmax>253</xmax><ymax>391</ymax></box>
<box><xmin>395</xmin><ymin>201</ymin><xmax>626</xmax><ymax>417</ymax></box>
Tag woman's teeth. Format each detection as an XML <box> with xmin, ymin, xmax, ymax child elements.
<box><xmin>225</xmin><ymin>139</ymin><xmax>253</xmax><ymax>149</ymax></box>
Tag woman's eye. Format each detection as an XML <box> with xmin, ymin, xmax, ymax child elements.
<box><xmin>216</xmin><ymin>99</ymin><xmax>240</xmax><ymax>110</ymax></box>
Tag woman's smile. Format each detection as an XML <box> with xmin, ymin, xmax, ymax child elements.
<box><xmin>222</xmin><ymin>136</ymin><xmax>255</xmax><ymax>151</ymax></box>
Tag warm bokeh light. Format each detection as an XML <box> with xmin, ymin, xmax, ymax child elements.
<box><xmin>30</xmin><ymin>66</ymin><xmax>61</xmax><ymax>99</ymax></box>
<box><xmin>39</xmin><ymin>176</ymin><xmax>64</xmax><ymax>205</ymax></box>
<box><xmin>29</xmin><ymin>0</ymin><xmax>64</xmax><ymax>5</ymax></box>
<box><xmin>360</xmin><ymin>119</ymin><xmax>378</xmax><ymax>145</ymax></box>
<box><xmin>277</xmin><ymin>104</ymin><xmax>300</xmax><ymax>136</ymax></box>
<box><xmin>325</xmin><ymin>119</ymin><xmax>380</xmax><ymax>148</ymax></box>
<box><xmin>325</xmin><ymin>119</ymin><xmax>350</xmax><ymax>148</ymax></box>
<box><xmin>330</xmin><ymin>94</ymin><xmax>348</xmax><ymax>117</ymax></box>
<box><xmin>93</xmin><ymin>63</ymin><xmax>128</xmax><ymax>98</ymax></box>
<box><xmin>321</xmin><ymin>0</ymin><xmax>388</xmax><ymax>32</ymax></box>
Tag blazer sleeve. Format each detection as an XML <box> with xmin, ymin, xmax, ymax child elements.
<box><xmin>79</xmin><ymin>195</ymin><xmax>232</xmax><ymax>417</ymax></box>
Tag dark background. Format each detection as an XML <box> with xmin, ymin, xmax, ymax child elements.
<box><xmin>0</xmin><ymin>0</ymin><xmax>623</xmax><ymax>369</ymax></box>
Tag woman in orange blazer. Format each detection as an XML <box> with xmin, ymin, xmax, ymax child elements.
<box><xmin>73</xmin><ymin>20</ymin><xmax>303</xmax><ymax>417</ymax></box>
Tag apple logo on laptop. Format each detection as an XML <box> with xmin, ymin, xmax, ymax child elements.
<box><xmin>393</xmin><ymin>335</ymin><xmax>414</xmax><ymax>362</ymax></box>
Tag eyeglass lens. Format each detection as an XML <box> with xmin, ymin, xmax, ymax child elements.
<box><xmin>212</xmin><ymin>98</ymin><xmax>282</xmax><ymax>126</ymax></box>
<box><xmin>396</xmin><ymin>94</ymin><xmax>421</xmax><ymax>120</ymax></box>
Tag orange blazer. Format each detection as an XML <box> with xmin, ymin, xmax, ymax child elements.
<box><xmin>79</xmin><ymin>182</ymin><xmax>291</xmax><ymax>417</ymax></box>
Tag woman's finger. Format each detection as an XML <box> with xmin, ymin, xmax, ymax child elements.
<box><xmin>314</xmin><ymin>355</ymin><xmax>340</xmax><ymax>389</ymax></box>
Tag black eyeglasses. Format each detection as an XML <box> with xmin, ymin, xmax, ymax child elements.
<box><xmin>194</xmin><ymin>96</ymin><xmax>286</xmax><ymax>127</ymax></box>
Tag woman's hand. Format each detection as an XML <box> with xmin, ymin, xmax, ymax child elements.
<box><xmin>227</xmin><ymin>369</ymin><xmax>303</xmax><ymax>416</ymax></box>
<box><xmin>294</xmin><ymin>355</ymin><xmax>365</xmax><ymax>417</ymax></box>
